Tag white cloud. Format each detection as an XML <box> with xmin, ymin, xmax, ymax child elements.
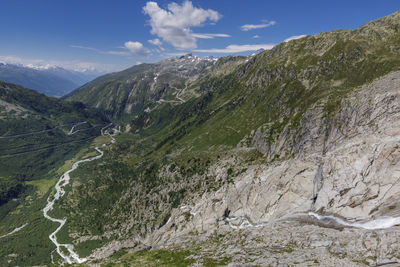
<box><xmin>106</xmin><ymin>50</ymin><xmax>130</xmax><ymax>56</ymax></box>
<box><xmin>0</xmin><ymin>55</ymin><xmax>33</xmax><ymax>65</ymax></box>
<box><xmin>70</xmin><ymin>45</ymin><xmax>130</xmax><ymax>56</ymax></box>
<box><xmin>71</xmin><ymin>42</ymin><xmax>151</xmax><ymax>57</ymax></box>
<box><xmin>148</xmin><ymin>38</ymin><xmax>163</xmax><ymax>46</ymax></box>
<box><xmin>241</xmin><ymin>21</ymin><xmax>276</xmax><ymax>31</ymax></box>
<box><xmin>191</xmin><ymin>33</ymin><xmax>230</xmax><ymax>39</ymax></box>
<box><xmin>148</xmin><ymin>38</ymin><xmax>165</xmax><ymax>51</ymax></box>
<box><xmin>194</xmin><ymin>44</ymin><xmax>275</xmax><ymax>53</ymax></box>
<box><xmin>64</xmin><ymin>61</ymin><xmax>116</xmax><ymax>73</ymax></box>
<box><xmin>283</xmin><ymin>34</ymin><xmax>307</xmax><ymax>42</ymax></box>
<box><xmin>143</xmin><ymin>1</ymin><xmax>222</xmax><ymax>49</ymax></box>
<box><xmin>124</xmin><ymin>41</ymin><xmax>151</xmax><ymax>56</ymax></box>
<box><xmin>70</xmin><ymin>45</ymin><xmax>102</xmax><ymax>53</ymax></box>
<box><xmin>0</xmin><ymin>54</ymin><xmax>115</xmax><ymax>73</ymax></box>
<box><xmin>252</xmin><ymin>35</ymin><xmax>260</xmax><ymax>39</ymax></box>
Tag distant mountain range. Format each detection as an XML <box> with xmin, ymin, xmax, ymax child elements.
<box><xmin>0</xmin><ymin>63</ymin><xmax>100</xmax><ymax>97</ymax></box>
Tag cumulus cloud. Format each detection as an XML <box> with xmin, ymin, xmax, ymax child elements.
<box><xmin>148</xmin><ymin>38</ymin><xmax>163</xmax><ymax>46</ymax></box>
<box><xmin>143</xmin><ymin>1</ymin><xmax>222</xmax><ymax>49</ymax></box>
<box><xmin>194</xmin><ymin>43</ymin><xmax>275</xmax><ymax>53</ymax></box>
<box><xmin>283</xmin><ymin>34</ymin><xmax>307</xmax><ymax>42</ymax></box>
<box><xmin>240</xmin><ymin>21</ymin><xmax>276</xmax><ymax>31</ymax></box>
<box><xmin>124</xmin><ymin>41</ymin><xmax>151</xmax><ymax>56</ymax></box>
<box><xmin>252</xmin><ymin>35</ymin><xmax>260</xmax><ymax>39</ymax></box>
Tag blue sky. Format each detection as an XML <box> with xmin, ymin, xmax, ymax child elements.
<box><xmin>0</xmin><ymin>0</ymin><xmax>399</xmax><ymax>73</ymax></box>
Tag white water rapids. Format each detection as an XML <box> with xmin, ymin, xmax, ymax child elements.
<box><xmin>42</xmin><ymin>123</ymin><xmax>114</xmax><ymax>264</ymax></box>
<box><xmin>308</xmin><ymin>212</ymin><xmax>400</xmax><ymax>230</ymax></box>
<box><xmin>224</xmin><ymin>212</ymin><xmax>400</xmax><ymax>231</ymax></box>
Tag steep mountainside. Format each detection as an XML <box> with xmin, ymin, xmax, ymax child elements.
<box><xmin>65</xmin><ymin>54</ymin><xmax>242</xmax><ymax>119</ymax></box>
<box><xmin>0</xmin><ymin>80</ymin><xmax>109</xmax><ymax>205</ymax></box>
<box><xmin>48</xmin><ymin>10</ymin><xmax>400</xmax><ymax>266</ymax></box>
<box><xmin>0</xmin><ymin>64</ymin><xmax>97</xmax><ymax>97</ymax></box>
<box><xmin>0</xmin><ymin>80</ymin><xmax>109</xmax><ymax>266</ymax></box>
<box><xmin>3</xmin><ymin>11</ymin><xmax>400</xmax><ymax>266</ymax></box>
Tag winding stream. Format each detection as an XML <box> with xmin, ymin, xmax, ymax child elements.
<box><xmin>308</xmin><ymin>212</ymin><xmax>400</xmax><ymax>230</ymax></box>
<box><xmin>224</xmin><ymin>212</ymin><xmax>400</xmax><ymax>231</ymax></box>
<box><xmin>42</xmin><ymin>123</ymin><xmax>114</xmax><ymax>264</ymax></box>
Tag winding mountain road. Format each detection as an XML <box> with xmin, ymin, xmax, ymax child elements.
<box><xmin>0</xmin><ymin>121</ymin><xmax>87</xmax><ymax>139</ymax></box>
<box><xmin>68</xmin><ymin>121</ymin><xmax>88</xmax><ymax>135</ymax></box>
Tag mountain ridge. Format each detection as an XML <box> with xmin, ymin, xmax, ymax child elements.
<box><xmin>0</xmin><ymin>63</ymin><xmax>99</xmax><ymax>97</ymax></box>
<box><xmin>65</xmin><ymin>53</ymin><xmax>240</xmax><ymax>119</ymax></box>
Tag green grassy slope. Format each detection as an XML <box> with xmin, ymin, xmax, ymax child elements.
<box><xmin>0</xmin><ymin>81</ymin><xmax>109</xmax><ymax>205</ymax></box>
<box><xmin>0</xmin><ymin>81</ymin><xmax>110</xmax><ymax>266</ymax></box>
<box><xmin>52</xmin><ymin>11</ymin><xmax>400</xmax><ymax>261</ymax></box>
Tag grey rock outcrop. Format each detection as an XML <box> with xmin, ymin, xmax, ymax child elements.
<box><xmin>143</xmin><ymin>71</ymin><xmax>400</xmax><ymax>265</ymax></box>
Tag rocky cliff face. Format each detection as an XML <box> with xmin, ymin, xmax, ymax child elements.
<box><xmin>90</xmin><ymin>70</ymin><xmax>400</xmax><ymax>266</ymax></box>
<box><xmin>138</xmin><ymin>71</ymin><xmax>400</xmax><ymax>266</ymax></box>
